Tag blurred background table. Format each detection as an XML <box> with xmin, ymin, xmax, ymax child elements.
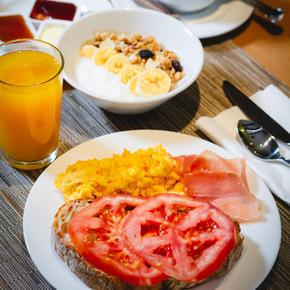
<box><xmin>233</xmin><ymin>0</ymin><xmax>290</xmax><ymax>86</ymax></box>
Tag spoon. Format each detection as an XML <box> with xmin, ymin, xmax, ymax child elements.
<box><xmin>238</xmin><ymin>119</ymin><xmax>290</xmax><ymax>166</ymax></box>
<box><xmin>250</xmin><ymin>0</ymin><xmax>285</xmax><ymax>23</ymax></box>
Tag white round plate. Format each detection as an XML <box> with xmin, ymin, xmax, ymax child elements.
<box><xmin>112</xmin><ymin>0</ymin><xmax>254</xmax><ymax>39</ymax></box>
<box><xmin>23</xmin><ymin>130</ymin><xmax>280</xmax><ymax>290</ymax></box>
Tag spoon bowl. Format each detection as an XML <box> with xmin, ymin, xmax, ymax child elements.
<box><xmin>238</xmin><ymin>119</ymin><xmax>290</xmax><ymax>166</ymax></box>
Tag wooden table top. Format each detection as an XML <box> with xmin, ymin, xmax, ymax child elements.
<box><xmin>0</xmin><ymin>39</ymin><xmax>289</xmax><ymax>290</ymax></box>
<box><xmin>233</xmin><ymin>0</ymin><xmax>290</xmax><ymax>87</ymax></box>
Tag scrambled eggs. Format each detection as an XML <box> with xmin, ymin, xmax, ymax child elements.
<box><xmin>55</xmin><ymin>145</ymin><xmax>184</xmax><ymax>201</ymax></box>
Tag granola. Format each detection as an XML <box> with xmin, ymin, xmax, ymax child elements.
<box><xmin>81</xmin><ymin>32</ymin><xmax>185</xmax><ymax>96</ymax></box>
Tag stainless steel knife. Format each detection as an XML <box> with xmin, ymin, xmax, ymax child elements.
<box><xmin>222</xmin><ymin>80</ymin><xmax>290</xmax><ymax>145</ymax></box>
<box><xmin>132</xmin><ymin>0</ymin><xmax>180</xmax><ymax>19</ymax></box>
<box><xmin>133</xmin><ymin>0</ymin><xmax>172</xmax><ymax>14</ymax></box>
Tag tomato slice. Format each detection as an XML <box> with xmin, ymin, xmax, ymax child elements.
<box><xmin>68</xmin><ymin>195</ymin><xmax>167</xmax><ymax>286</ymax></box>
<box><xmin>123</xmin><ymin>194</ymin><xmax>236</xmax><ymax>282</ymax></box>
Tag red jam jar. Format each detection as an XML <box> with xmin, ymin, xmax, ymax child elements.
<box><xmin>30</xmin><ymin>0</ymin><xmax>77</xmax><ymax>21</ymax></box>
<box><xmin>0</xmin><ymin>15</ymin><xmax>34</xmax><ymax>42</ymax></box>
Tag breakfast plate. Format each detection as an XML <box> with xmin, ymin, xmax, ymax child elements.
<box><xmin>112</xmin><ymin>0</ymin><xmax>254</xmax><ymax>39</ymax></box>
<box><xmin>23</xmin><ymin>130</ymin><xmax>281</xmax><ymax>290</ymax></box>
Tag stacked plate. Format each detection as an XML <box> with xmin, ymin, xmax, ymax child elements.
<box><xmin>0</xmin><ymin>0</ymin><xmax>253</xmax><ymax>40</ymax></box>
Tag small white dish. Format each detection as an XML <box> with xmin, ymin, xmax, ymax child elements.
<box><xmin>36</xmin><ymin>19</ymin><xmax>70</xmax><ymax>45</ymax></box>
<box><xmin>58</xmin><ymin>8</ymin><xmax>204</xmax><ymax>114</ymax></box>
<box><xmin>23</xmin><ymin>130</ymin><xmax>281</xmax><ymax>290</ymax></box>
<box><xmin>112</xmin><ymin>0</ymin><xmax>254</xmax><ymax>39</ymax></box>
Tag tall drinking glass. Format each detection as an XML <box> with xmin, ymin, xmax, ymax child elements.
<box><xmin>0</xmin><ymin>39</ymin><xmax>64</xmax><ymax>170</ymax></box>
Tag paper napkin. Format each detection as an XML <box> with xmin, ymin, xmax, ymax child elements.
<box><xmin>196</xmin><ymin>85</ymin><xmax>290</xmax><ymax>205</ymax></box>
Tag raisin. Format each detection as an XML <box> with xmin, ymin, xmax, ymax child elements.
<box><xmin>171</xmin><ymin>60</ymin><xmax>182</xmax><ymax>72</ymax></box>
<box><xmin>139</xmin><ymin>49</ymin><xmax>154</xmax><ymax>59</ymax></box>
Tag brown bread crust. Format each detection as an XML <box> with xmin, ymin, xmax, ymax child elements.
<box><xmin>53</xmin><ymin>199</ymin><xmax>127</xmax><ymax>290</ymax></box>
<box><xmin>52</xmin><ymin>200</ymin><xmax>243</xmax><ymax>290</ymax></box>
<box><xmin>52</xmin><ymin>200</ymin><xmax>163</xmax><ymax>290</ymax></box>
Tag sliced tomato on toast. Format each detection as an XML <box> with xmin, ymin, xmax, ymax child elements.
<box><xmin>123</xmin><ymin>194</ymin><xmax>236</xmax><ymax>282</ymax></box>
<box><xmin>68</xmin><ymin>195</ymin><xmax>167</xmax><ymax>286</ymax></box>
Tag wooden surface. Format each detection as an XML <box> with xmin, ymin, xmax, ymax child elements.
<box><xmin>0</xmin><ymin>40</ymin><xmax>289</xmax><ymax>290</ymax></box>
<box><xmin>233</xmin><ymin>0</ymin><xmax>290</xmax><ymax>87</ymax></box>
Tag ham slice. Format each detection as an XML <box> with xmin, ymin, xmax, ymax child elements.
<box><xmin>174</xmin><ymin>154</ymin><xmax>196</xmax><ymax>174</ymax></box>
<box><xmin>183</xmin><ymin>171</ymin><xmax>248</xmax><ymax>198</ymax></box>
<box><xmin>176</xmin><ymin>150</ymin><xmax>248</xmax><ymax>187</ymax></box>
<box><xmin>212</xmin><ymin>195</ymin><xmax>262</xmax><ymax>223</ymax></box>
<box><xmin>175</xmin><ymin>151</ymin><xmax>262</xmax><ymax>222</ymax></box>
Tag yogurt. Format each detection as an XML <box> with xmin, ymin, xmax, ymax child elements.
<box><xmin>74</xmin><ymin>57</ymin><xmax>136</xmax><ymax>100</ymax></box>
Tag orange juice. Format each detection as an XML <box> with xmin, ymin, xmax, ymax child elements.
<box><xmin>0</xmin><ymin>49</ymin><xmax>63</xmax><ymax>168</ymax></box>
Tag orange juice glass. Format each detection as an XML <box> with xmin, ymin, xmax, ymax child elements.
<box><xmin>0</xmin><ymin>39</ymin><xmax>64</xmax><ymax>170</ymax></box>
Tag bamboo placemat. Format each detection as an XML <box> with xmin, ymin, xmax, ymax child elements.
<box><xmin>0</xmin><ymin>40</ymin><xmax>289</xmax><ymax>290</ymax></box>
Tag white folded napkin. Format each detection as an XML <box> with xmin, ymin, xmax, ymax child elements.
<box><xmin>196</xmin><ymin>85</ymin><xmax>290</xmax><ymax>205</ymax></box>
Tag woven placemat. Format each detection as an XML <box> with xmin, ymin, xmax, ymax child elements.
<box><xmin>0</xmin><ymin>40</ymin><xmax>289</xmax><ymax>290</ymax></box>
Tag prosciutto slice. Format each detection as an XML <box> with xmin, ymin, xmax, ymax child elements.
<box><xmin>176</xmin><ymin>150</ymin><xmax>248</xmax><ymax>187</ymax></box>
<box><xmin>175</xmin><ymin>151</ymin><xmax>262</xmax><ymax>222</ymax></box>
<box><xmin>183</xmin><ymin>171</ymin><xmax>248</xmax><ymax>198</ymax></box>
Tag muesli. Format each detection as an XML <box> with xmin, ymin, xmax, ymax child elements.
<box><xmin>80</xmin><ymin>32</ymin><xmax>185</xmax><ymax>96</ymax></box>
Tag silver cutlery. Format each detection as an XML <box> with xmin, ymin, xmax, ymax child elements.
<box><xmin>223</xmin><ymin>81</ymin><xmax>290</xmax><ymax>146</ymax></box>
<box><xmin>238</xmin><ymin>119</ymin><xmax>290</xmax><ymax>166</ymax></box>
<box><xmin>247</xmin><ymin>0</ymin><xmax>285</xmax><ymax>23</ymax></box>
<box><xmin>134</xmin><ymin>0</ymin><xmax>171</xmax><ymax>13</ymax></box>
<box><xmin>133</xmin><ymin>0</ymin><xmax>180</xmax><ymax>19</ymax></box>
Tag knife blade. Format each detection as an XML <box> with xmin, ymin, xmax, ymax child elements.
<box><xmin>222</xmin><ymin>80</ymin><xmax>290</xmax><ymax>145</ymax></box>
<box><xmin>133</xmin><ymin>0</ymin><xmax>180</xmax><ymax>19</ymax></box>
<box><xmin>133</xmin><ymin>0</ymin><xmax>172</xmax><ymax>14</ymax></box>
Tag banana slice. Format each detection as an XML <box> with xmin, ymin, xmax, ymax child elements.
<box><xmin>94</xmin><ymin>48</ymin><xmax>117</xmax><ymax>65</ymax></box>
<box><xmin>80</xmin><ymin>45</ymin><xmax>98</xmax><ymax>58</ymax></box>
<box><xmin>119</xmin><ymin>64</ymin><xmax>144</xmax><ymax>83</ymax></box>
<box><xmin>128</xmin><ymin>76</ymin><xmax>139</xmax><ymax>94</ymax></box>
<box><xmin>135</xmin><ymin>68</ymin><xmax>171</xmax><ymax>96</ymax></box>
<box><xmin>105</xmin><ymin>53</ymin><xmax>130</xmax><ymax>73</ymax></box>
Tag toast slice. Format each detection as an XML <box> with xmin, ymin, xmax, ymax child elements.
<box><xmin>53</xmin><ymin>199</ymin><xmax>162</xmax><ymax>290</ymax></box>
<box><xmin>52</xmin><ymin>200</ymin><xmax>243</xmax><ymax>290</ymax></box>
<box><xmin>163</xmin><ymin>221</ymin><xmax>243</xmax><ymax>290</ymax></box>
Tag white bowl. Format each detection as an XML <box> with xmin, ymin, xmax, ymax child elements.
<box><xmin>58</xmin><ymin>8</ymin><xmax>204</xmax><ymax>114</ymax></box>
<box><xmin>159</xmin><ymin>0</ymin><xmax>216</xmax><ymax>13</ymax></box>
